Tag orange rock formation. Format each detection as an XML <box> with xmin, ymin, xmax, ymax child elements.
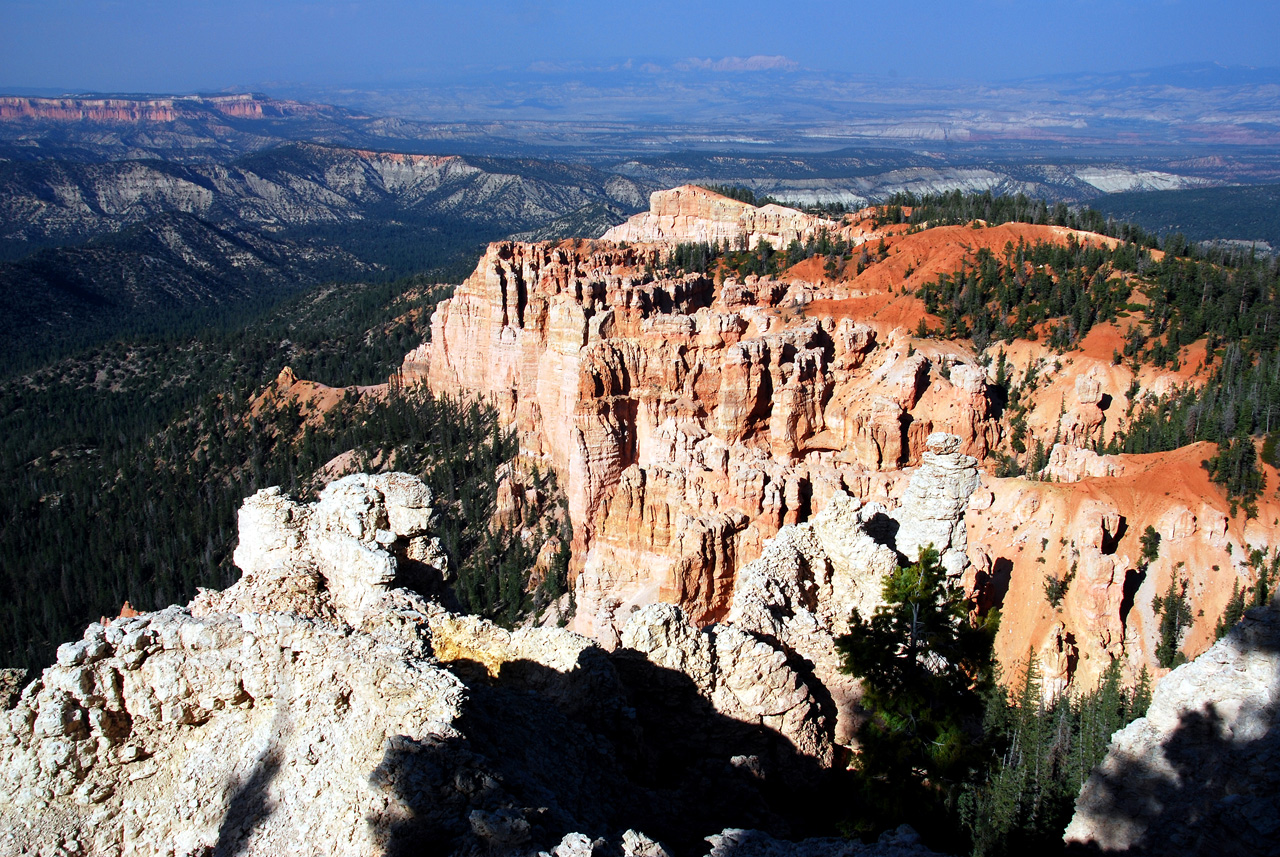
<box><xmin>401</xmin><ymin>184</ymin><xmax>1274</xmax><ymax>690</ymax></box>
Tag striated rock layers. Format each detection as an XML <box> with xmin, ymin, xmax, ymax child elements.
<box><xmin>0</xmin><ymin>473</ymin><xmax>941</xmax><ymax>857</ymax></box>
<box><xmin>599</xmin><ymin>185</ymin><xmax>841</xmax><ymax>251</ymax></box>
<box><xmin>0</xmin><ymin>94</ymin><xmax>329</xmax><ymax>123</ymax></box>
<box><xmin>408</xmin><ymin>188</ymin><xmax>1002</xmax><ymax>639</ymax></box>
<box><xmin>1064</xmin><ymin>605</ymin><xmax>1280</xmax><ymax>855</ymax></box>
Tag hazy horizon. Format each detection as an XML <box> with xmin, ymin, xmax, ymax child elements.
<box><xmin>3</xmin><ymin>0</ymin><xmax>1279</xmax><ymax>94</ymax></box>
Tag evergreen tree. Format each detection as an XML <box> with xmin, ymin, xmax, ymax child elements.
<box><xmin>1153</xmin><ymin>576</ymin><xmax>1193</xmax><ymax>668</ymax></box>
<box><xmin>836</xmin><ymin>545</ymin><xmax>999</xmax><ymax>846</ymax></box>
<box><xmin>961</xmin><ymin>659</ymin><xmax>1151</xmax><ymax>856</ymax></box>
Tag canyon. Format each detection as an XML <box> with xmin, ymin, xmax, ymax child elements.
<box><xmin>0</xmin><ymin>144</ymin><xmax>650</xmax><ymax>359</ymax></box>
<box><xmin>408</xmin><ymin>184</ymin><xmax>1277</xmax><ymax>693</ymax></box>
<box><xmin>3</xmin><ymin>183</ymin><xmax>1277</xmax><ymax>855</ymax></box>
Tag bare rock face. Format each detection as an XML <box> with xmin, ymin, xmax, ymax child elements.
<box><xmin>0</xmin><ymin>669</ymin><xmax>26</xmax><ymax>711</ymax></box>
<box><xmin>1040</xmin><ymin>442</ymin><xmax>1126</xmax><ymax>482</ymax></box>
<box><xmin>1038</xmin><ymin>622</ymin><xmax>1077</xmax><ymax>702</ymax></box>
<box><xmin>0</xmin><ymin>475</ymin><xmax>474</xmax><ymax>856</ymax></box>
<box><xmin>728</xmin><ymin>494</ymin><xmax>899</xmax><ymax>748</ymax></box>
<box><xmin>621</xmin><ymin>604</ymin><xmax>832</xmax><ymax>766</ymax></box>
<box><xmin>1064</xmin><ymin>606</ymin><xmax>1280</xmax><ymax>855</ymax></box>
<box><xmin>621</xmin><ymin>491</ymin><xmax>901</xmax><ymax>755</ymax></box>
<box><xmin>0</xmin><ymin>600</ymin><xmax>472</xmax><ymax>856</ymax></box>
<box><xmin>1057</xmin><ymin>374</ymin><xmax>1106</xmax><ymax>448</ymax></box>
<box><xmin>892</xmin><ymin>432</ymin><xmax>980</xmax><ymax>577</ymax></box>
<box><xmin>0</xmin><ymin>474</ymin><xmax>625</xmax><ymax>857</ymax></box>
<box><xmin>206</xmin><ymin>472</ymin><xmax>448</xmax><ymax>642</ymax></box>
<box><xmin>600</xmin><ymin>185</ymin><xmax>839</xmax><ymax>251</ymax></box>
<box><xmin>409</xmin><ymin>212</ymin><xmax>999</xmax><ymax>640</ymax></box>
<box><xmin>1</xmin><ymin>472</ymin><xmax>926</xmax><ymax>856</ymax></box>
<box><xmin>425</xmin><ymin>611</ymin><xmax>627</xmax><ymax>725</ymax></box>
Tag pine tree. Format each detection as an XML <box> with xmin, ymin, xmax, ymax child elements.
<box><xmin>836</xmin><ymin>545</ymin><xmax>998</xmax><ymax>845</ymax></box>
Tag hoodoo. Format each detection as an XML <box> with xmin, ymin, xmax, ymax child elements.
<box><xmin>409</xmin><ymin>185</ymin><xmax>1273</xmax><ymax>690</ymax></box>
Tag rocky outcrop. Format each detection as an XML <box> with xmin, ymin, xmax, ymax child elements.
<box><xmin>198</xmin><ymin>472</ymin><xmax>448</xmax><ymax>638</ymax></box>
<box><xmin>0</xmin><ymin>94</ymin><xmax>330</xmax><ymax>124</ymax></box>
<box><xmin>622</xmin><ymin>490</ymin><xmax>902</xmax><ymax>752</ymax></box>
<box><xmin>621</xmin><ymin>603</ymin><xmax>833</xmax><ymax>766</ymax></box>
<box><xmin>0</xmin><ymin>604</ymin><xmax>473</xmax><ymax>857</ymax></box>
<box><xmin>892</xmin><ymin>433</ymin><xmax>980</xmax><ymax>577</ymax></box>
<box><xmin>600</xmin><ymin>185</ymin><xmax>841</xmax><ymax>251</ymax></box>
<box><xmin>1064</xmin><ymin>605</ymin><xmax>1280</xmax><ymax>855</ymax></box>
<box><xmin>1</xmin><ymin>473</ymin><xmax>929</xmax><ymax>856</ymax></box>
<box><xmin>1057</xmin><ymin>374</ymin><xmax>1107</xmax><ymax>448</ymax></box>
<box><xmin>404</xmin><ymin>193</ymin><xmax>1267</xmax><ymax>692</ymax></box>
<box><xmin>1040</xmin><ymin>443</ymin><xmax>1126</xmax><ymax>482</ymax></box>
<box><xmin>0</xmin><ymin>475</ymin><xmax>474</xmax><ymax>856</ymax></box>
<box><xmin>0</xmin><ymin>669</ymin><xmax>25</xmax><ymax>711</ymax></box>
<box><xmin>964</xmin><ymin>438</ymin><xmax>1274</xmax><ymax>692</ymax></box>
<box><xmin>409</xmin><ymin>198</ymin><xmax>1001</xmax><ymax>638</ymax></box>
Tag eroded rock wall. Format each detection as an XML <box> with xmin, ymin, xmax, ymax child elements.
<box><xmin>403</xmin><ymin>188</ymin><xmax>1275</xmax><ymax>691</ymax></box>
<box><xmin>600</xmin><ymin>185</ymin><xmax>841</xmax><ymax>251</ymax></box>
<box><xmin>407</xmin><ymin>208</ymin><xmax>1002</xmax><ymax>639</ymax></box>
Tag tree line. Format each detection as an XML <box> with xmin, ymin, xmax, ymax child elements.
<box><xmin>0</xmin><ymin>272</ymin><xmax>563</xmax><ymax>670</ymax></box>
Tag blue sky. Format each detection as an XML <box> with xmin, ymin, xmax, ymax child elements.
<box><xmin>2</xmin><ymin>0</ymin><xmax>1278</xmax><ymax>92</ymax></box>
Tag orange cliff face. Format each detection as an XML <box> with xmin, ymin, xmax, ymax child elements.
<box><xmin>404</xmin><ymin>187</ymin><xmax>1011</xmax><ymax>642</ymax></box>
<box><xmin>0</xmin><ymin>97</ymin><xmax>180</xmax><ymax>122</ymax></box>
<box><xmin>969</xmin><ymin>441</ymin><xmax>1280</xmax><ymax>692</ymax></box>
<box><xmin>398</xmin><ymin>185</ymin><xmax>1272</xmax><ymax>693</ymax></box>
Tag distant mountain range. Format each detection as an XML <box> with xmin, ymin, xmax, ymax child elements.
<box><xmin>0</xmin><ymin>142</ymin><xmax>650</xmax><ymax>364</ymax></box>
<box><xmin>5</xmin><ymin>62</ymin><xmax>1280</xmax><ymax>160</ymax></box>
<box><xmin>2</xmin><ymin>69</ymin><xmax>1279</xmax><ymax>365</ymax></box>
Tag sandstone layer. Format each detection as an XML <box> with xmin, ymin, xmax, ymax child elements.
<box><xmin>600</xmin><ymin>185</ymin><xmax>841</xmax><ymax>251</ymax></box>
<box><xmin>407</xmin><ymin>188</ymin><xmax>1004</xmax><ymax>644</ymax></box>
<box><xmin>406</xmin><ymin>185</ymin><xmax>1272</xmax><ymax>690</ymax></box>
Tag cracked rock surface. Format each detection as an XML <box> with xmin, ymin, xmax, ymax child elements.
<box><xmin>1</xmin><ymin>472</ymin><xmax>947</xmax><ymax>857</ymax></box>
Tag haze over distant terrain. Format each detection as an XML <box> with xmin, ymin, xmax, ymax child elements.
<box><xmin>4</xmin><ymin>0</ymin><xmax>1278</xmax><ymax>90</ymax></box>
<box><xmin>4</xmin><ymin>0</ymin><xmax>1280</xmax><ymax>151</ymax></box>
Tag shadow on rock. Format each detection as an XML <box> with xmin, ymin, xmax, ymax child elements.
<box><xmin>213</xmin><ymin>749</ymin><xmax>284</xmax><ymax>857</ymax></box>
<box><xmin>374</xmin><ymin>647</ymin><xmax>846</xmax><ymax>857</ymax></box>
<box><xmin>1065</xmin><ymin>608</ymin><xmax>1280</xmax><ymax>857</ymax></box>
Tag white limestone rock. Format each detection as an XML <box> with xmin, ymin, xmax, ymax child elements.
<box><xmin>0</xmin><ymin>604</ymin><xmax>471</xmax><ymax>857</ymax></box>
<box><xmin>892</xmin><ymin>432</ymin><xmax>979</xmax><ymax>577</ymax></box>
<box><xmin>0</xmin><ymin>472</ymin><xmax>626</xmax><ymax>857</ymax></box>
<box><xmin>621</xmin><ymin>604</ymin><xmax>832</xmax><ymax>766</ymax></box>
<box><xmin>1064</xmin><ymin>606</ymin><xmax>1280</xmax><ymax>854</ymax></box>
<box><xmin>202</xmin><ymin>473</ymin><xmax>449</xmax><ymax>644</ymax></box>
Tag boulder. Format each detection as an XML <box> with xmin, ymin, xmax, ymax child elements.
<box><xmin>1065</xmin><ymin>606</ymin><xmax>1280</xmax><ymax>855</ymax></box>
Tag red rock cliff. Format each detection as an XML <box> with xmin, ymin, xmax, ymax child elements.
<box><xmin>403</xmin><ymin>190</ymin><xmax>1276</xmax><ymax>690</ymax></box>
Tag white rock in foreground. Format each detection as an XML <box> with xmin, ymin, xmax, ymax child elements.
<box><xmin>1064</xmin><ymin>605</ymin><xmax>1280</xmax><ymax>854</ymax></box>
<box><xmin>0</xmin><ymin>474</ymin><xmax>564</xmax><ymax>856</ymax></box>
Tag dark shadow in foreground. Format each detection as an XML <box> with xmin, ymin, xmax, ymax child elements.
<box><xmin>213</xmin><ymin>705</ymin><xmax>290</xmax><ymax>857</ymax></box>
<box><xmin>370</xmin><ymin>646</ymin><xmax>850</xmax><ymax>857</ymax></box>
<box><xmin>1065</xmin><ymin>607</ymin><xmax>1280</xmax><ymax>857</ymax></box>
